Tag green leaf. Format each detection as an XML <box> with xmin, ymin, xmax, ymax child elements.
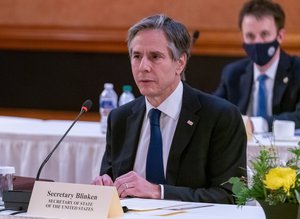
<box><xmin>228</xmin><ymin>177</ymin><xmax>246</xmax><ymax>195</ymax></box>
<box><xmin>295</xmin><ymin>190</ymin><xmax>300</xmax><ymax>204</ymax></box>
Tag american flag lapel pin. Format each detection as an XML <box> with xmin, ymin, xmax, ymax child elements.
<box><xmin>187</xmin><ymin>120</ymin><xmax>194</xmax><ymax>126</ymax></box>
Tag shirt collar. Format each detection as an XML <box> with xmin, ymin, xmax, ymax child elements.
<box><xmin>145</xmin><ymin>81</ymin><xmax>183</xmax><ymax>120</ymax></box>
<box><xmin>254</xmin><ymin>54</ymin><xmax>280</xmax><ymax>81</ymax></box>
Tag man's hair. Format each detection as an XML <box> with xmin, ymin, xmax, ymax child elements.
<box><xmin>127</xmin><ymin>14</ymin><xmax>191</xmax><ymax>61</ymax></box>
<box><xmin>238</xmin><ymin>0</ymin><xmax>285</xmax><ymax>31</ymax></box>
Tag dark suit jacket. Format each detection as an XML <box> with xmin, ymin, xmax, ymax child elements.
<box><xmin>100</xmin><ymin>83</ymin><xmax>247</xmax><ymax>204</ymax></box>
<box><xmin>214</xmin><ymin>50</ymin><xmax>300</xmax><ymax>130</ymax></box>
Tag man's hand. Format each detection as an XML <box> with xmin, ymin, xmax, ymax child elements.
<box><xmin>92</xmin><ymin>174</ymin><xmax>114</xmax><ymax>186</ymax></box>
<box><xmin>114</xmin><ymin>171</ymin><xmax>161</xmax><ymax>199</ymax></box>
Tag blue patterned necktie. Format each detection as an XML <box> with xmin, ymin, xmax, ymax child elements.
<box><xmin>146</xmin><ymin>108</ymin><xmax>165</xmax><ymax>184</ymax></box>
<box><xmin>257</xmin><ymin>74</ymin><xmax>268</xmax><ymax>118</ymax></box>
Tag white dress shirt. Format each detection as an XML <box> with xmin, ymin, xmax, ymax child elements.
<box><xmin>247</xmin><ymin>57</ymin><xmax>279</xmax><ymax>133</ymax></box>
<box><xmin>133</xmin><ymin>81</ymin><xmax>183</xmax><ymax>177</ymax></box>
<box><xmin>133</xmin><ymin>81</ymin><xmax>183</xmax><ymax>198</ymax></box>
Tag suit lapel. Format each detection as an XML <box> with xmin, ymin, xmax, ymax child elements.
<box><xmin>119</xmin><ymin>98</ymin><xmax>146</xmax><ymax>174</ymax></box>
<box><xmin>238</xmin><ymin>63</ymin><xmax>253</xmax><ymax>114</ymax></box>
<box><xmin>166</xmin><ymin>84</ymin><xmax>201</xmax><ymax>184</ymax></box>
<box><xmin>272</xmin><ymin>51</ymin><xmax>291</xmax><ymax>113</ymax></box>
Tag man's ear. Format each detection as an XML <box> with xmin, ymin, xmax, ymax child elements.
<box><xmin>277</xmin><ymin>28</ymin><xmax>286</xmax><ymax>44</ymax></box>
<box><xmin>176</xmin><ymin>53</ymin><xmax>187</xmax><ymax>75</ymax></box>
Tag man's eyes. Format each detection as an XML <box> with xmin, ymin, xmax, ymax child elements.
<box><xmin>245</xmin><ymin>32</ymin><xmax>270</xmax><ymax>41</ymax></box>
<box><xmin>132</xmin><ymin>54</ymin><xmax>141</xmax><ymax>59</ymax></box>
<box><xmin>131</xmin><ymin>53</ymin><xmax>164</xmax><ymax>61</ymax></box>
<box><xmin>151</xmin><ymin>54</ymin><xmax>163</xmax><ymax>60</ymax></box>
<box><xmin>261</xmin><ymin>32</ymin><xmax>269</xmax><ymax>38</ymax></box>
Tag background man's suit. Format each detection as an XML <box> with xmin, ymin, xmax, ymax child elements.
<box><xmin>100</xmin><ymin>83</ymin><xmax>247</xmax><ymax>203</ymax></box>
<box><xmin>214</xmin><ymin>50</ymin><xmax>300</xmax><ymax>130</ymax></box>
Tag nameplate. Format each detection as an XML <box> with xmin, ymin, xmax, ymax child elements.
<box><xmin>27</xmin><ymin>181</ymin><xmax>123</xmax><ymax>219</ymax></box>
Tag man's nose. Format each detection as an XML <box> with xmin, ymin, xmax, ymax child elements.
<box><xmin>253</xmin><ymin>35</ymin><xmax>266</xmax><ymax>43</ymax></box>
<box><xmin>139</xmin><ymin>57</ymin><xmax>151</xmax><ymax>72</ymax></box>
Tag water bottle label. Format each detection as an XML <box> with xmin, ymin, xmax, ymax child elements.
<box><xmin>100</xmin><ymin>100</ymin><xmax>115</xmax><ymax>108</ymax></box>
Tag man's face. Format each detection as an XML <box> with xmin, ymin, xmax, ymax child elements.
<box><xmin>129</xmin><ymin>29</ymin><xmax>185</xmax><ymax>106</ymax></box>
<box><xmin>241</xmin><ymin>15</ymin><xmax>281</xmax><ymax>44</ymax></box>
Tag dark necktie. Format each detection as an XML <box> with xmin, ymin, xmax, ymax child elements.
<box><xmin>146</xmin><ymin>109</ymin><xmax>165</xmax><ymax>184</ymax></box>
<box><xmin>257</xmin><ymin>74</ymin><xmax>268</xmax><ymax>118</ymax></box>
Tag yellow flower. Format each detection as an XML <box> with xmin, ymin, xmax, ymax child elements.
<box><xmin>264</xmin><ymin>167</ymin><xmax>296</xmax><ymax>193</ymax></box>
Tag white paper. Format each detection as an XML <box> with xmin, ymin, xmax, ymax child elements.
<box><xmin>121</xmin><ymin>198</ymin><xmax>213</xmax><ymax>211</ymax></box>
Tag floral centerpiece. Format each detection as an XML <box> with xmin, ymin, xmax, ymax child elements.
<box><xmin>229</xmin><ymin>140</ymin><xmax>300</xmax><ymax>218</ymax></box>
<box><xmin>229</xmin><ymin>141</ymin><xmax>300</xmax><ymax>205</ymax></box>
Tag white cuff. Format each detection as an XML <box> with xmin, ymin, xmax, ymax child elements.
<box><xmin>159</xmin><ymin>184</ymin><xmax>164</xmax><ymax>199</ymax></box>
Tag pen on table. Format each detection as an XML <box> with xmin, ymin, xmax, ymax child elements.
<box><xmin>164</xmin><ymin>204</ymin><xmax>214</xmax><ymax>210</ymax></box>
<box><xmin>177</xmin><ymin>204</ymin><xmax>214</xmax><ymax>210</ymax></box>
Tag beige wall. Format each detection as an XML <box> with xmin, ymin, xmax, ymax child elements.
<box><xmin>0</xmin><ymin>0</ymin><xmax>299</xmax><ymax>56</ymax></box>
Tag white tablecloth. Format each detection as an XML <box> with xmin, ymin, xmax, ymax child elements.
<box><xmin>0</xmin><ymin>116</ymin><xmax>106</xmax><ymax>184</ymax></box>
<box><xmin>120</xmin><ymin>198</ymin><xmax>265</xmax><ymax>219</ymax></box>
<box><xmin>0</xmin><ymin>198</ymin><xmax>266</xmax><ymax>219</ymax></box>
<box><xmin>1</xmin><ymin>115</ymin><xmax>299</xmax><ymax>185</ymax></box>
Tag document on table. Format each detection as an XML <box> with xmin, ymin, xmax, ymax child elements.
<box><xmin>121</xmin><ymin>198</ymin><xmax>213</xmax><ymax>211</ymax></box>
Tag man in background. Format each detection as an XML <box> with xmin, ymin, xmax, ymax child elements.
<box><xmin>93</xmin><ymin>14</ymin><xmax>246</xmax><ymax>203</ymax></box>
<box><xmin>214</xmin><ymin>0</ymin><xmax>300</xmax><ymax>133</ymax></box>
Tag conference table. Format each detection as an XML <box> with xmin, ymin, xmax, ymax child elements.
<box><xmin>1</xmin><ymin>115</ymin><xmax>300</xmax><ymax>185</ymax></box>
<box><xmin>0</xmin><ymin>197</ymin><xmax>265</xmax><ymax>219</ymax></box>
<box><xmin>0</xmin><ymin>116</ymin><xmax>105</xmax><ymax>184</ymax></box>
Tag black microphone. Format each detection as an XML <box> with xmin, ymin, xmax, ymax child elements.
<box><xmin>36</xmin><ymin>99</ymin><xmax>92</xmax><ymax>180</ymax></box>
<box><xmin>192</xmin><ymin>30</ymin><xmax>200</xmax><ymax>46</ymax></box>
<box><xmin>3</xmin><ymin>99</ymin><xmax>93</xmax><ymax>211</ymax></box>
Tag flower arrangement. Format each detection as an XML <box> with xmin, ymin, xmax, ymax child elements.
<box><xmin>229</xmin><ymin>141</ymin><xmax>300</xmax><ymax>206</ymax></box>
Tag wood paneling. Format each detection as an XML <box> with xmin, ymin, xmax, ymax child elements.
<box><xmin>1</xmin><ymin>26</ymin><xmax>299</xmax><ymax>56</ymax></box>
<box><xmin>0</xmin><ymin>26</ymin><xmax>129</xmax><ymax>53</ymax></box>
<box><xmin>0</xmin><ymin>0</ymin><xmax>299</xmax><ymax>56</ymax></box>
<box><xmin>0</xmin><ymin>107</ymin><xmax>99</xmax><ymax>121</ymax></box>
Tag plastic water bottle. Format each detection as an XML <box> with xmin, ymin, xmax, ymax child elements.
<box><xmin>99</xmin><ymin>83</ymin><xmax>118</xmax><ymax>134</ymax></box>
<box><xmin>119</xmin><ymin>85</ymin><xmax>135</xmax><ymax>106</ymax></box>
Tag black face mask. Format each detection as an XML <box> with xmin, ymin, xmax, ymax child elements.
<box><xmin>243</xmin><ymin>39</ymin><xmax>279</xmax><ymax>66</ymax></box>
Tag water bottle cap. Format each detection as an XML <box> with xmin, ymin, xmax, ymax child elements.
<box><xmin>104</xmin><ymin>83</ymin><xmax>114</xmax><ymax>89</ymax></box>
<box><xmin>123</xmin><ymin>85</ymin><xmax>132</xmax><ymax>92</ymax></box>
<box><xmin>0</xmin><ymin>166</ymin><xmax>15</xmax><ymax>175</ymax></box>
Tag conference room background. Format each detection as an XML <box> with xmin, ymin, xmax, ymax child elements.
<box><xmin>0</xmin><ymin>0</ymin><xmax>299</xmax><ymax>113</ymax></box>
<box><xmin>0</xmin><ymin>50</ymin><xmax>240</xmax><ymax>112</ymax></box>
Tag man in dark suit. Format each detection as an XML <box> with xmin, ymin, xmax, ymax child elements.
<box><xmin>93</xmin><ymin>14</ymin><xmax>247</xmax><ymax>204</ymax></box>
<box><xmin>214</xmin><ymin>0</ymin><xmax>300</xmax><ymax>133</ymax></box>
